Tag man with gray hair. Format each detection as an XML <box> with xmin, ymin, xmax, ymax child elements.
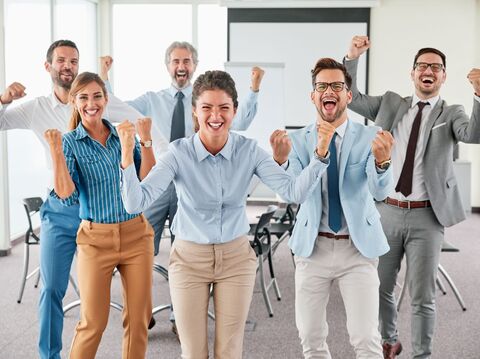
<box><xmin>100</xmin><ymin>40</ymin><xmax>264</xmax><ymax>334</ymax></box>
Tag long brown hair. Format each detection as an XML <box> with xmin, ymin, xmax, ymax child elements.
<box><xmin>68</xmin><ymin>72</ymin><xmax>108</xmax><ymax>131</ymax></box>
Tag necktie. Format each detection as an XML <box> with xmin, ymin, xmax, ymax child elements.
<box><xmin>170</xmin><ymin>91</ymin><xmax>185</xmax><ymax>142</ymax></box>
<box><xmin>395</xmin><ymin>102</ymin><xmax>428</xmax><ymax>197</ymax></box>
<box><xmin>327</xmin><ymin>133</ymin><xmax>342</xmax><ymax>233</ymax></box>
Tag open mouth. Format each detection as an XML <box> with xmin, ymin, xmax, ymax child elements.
<box><xmin>176</xmin><ymin>71</ymin><xmax>188</xmax><ymax>80</ymax></box>
<box><xmin>322</xmin><ymin>97</ymin><xmax>337</xmax><ymax>111</ymax></box>
<box><xmin>84</xmin><ymin>108</ymin><xmax>100</xmax><ymax>116</ymax></box>
<box><xmin>207</xmin><ymin>121</ymin><xmax>224</xmax><ymax>130</ymax></box>
<box><xmin>421</xmin><ymin>77</ymin><xmax>435</xmax><ymax>85</ymax></box>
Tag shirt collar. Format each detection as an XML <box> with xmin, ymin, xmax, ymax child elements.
<box><xmin>412</xmin><ymin>94</ymin><xmax>440</xmax><ymax>109</ymax></box>
<box><xmin>193</xmin><ymin>133</ymin><xmax>233</xmax><ymax>161</ymax></box>
<box><xmin>168</xmin><ymin>84</ymin><xmax>192</xmax><ymax>99</ymax></box>
<box><xmin>335</xmin><ymin>119</ymin><xmax>348</xmax><ymax>139</ymax></box>
<box><xmin>73</xmin><ymin>119</ymin><xmax>118</xmax><ymax>141</ymax></box>
<box><xmin>49</xmin><ymin>92</ymin><xmax>70</xmax><ymax>109</ymax></box>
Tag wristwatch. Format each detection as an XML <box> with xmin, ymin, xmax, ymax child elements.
<box><xmin>376</xmin><ymin>159</ymin><xmax>391</xmax><ymax>170</ymax></box>
<box><xmin>140</xmin><ymin>140</ymin><xmax>153</xmax><ymax>148</ymax></box>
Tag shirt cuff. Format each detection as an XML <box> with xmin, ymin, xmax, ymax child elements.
<box><xmin>314</xmin><ymin>149</ymin><xmax>330</xmax><ymax>164</ymax></box>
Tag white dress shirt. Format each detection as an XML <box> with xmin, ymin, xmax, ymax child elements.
<box><xmin>390</xmin><ymin>94</ymin><xmax>440</xmax><ymax>201</ymax></box>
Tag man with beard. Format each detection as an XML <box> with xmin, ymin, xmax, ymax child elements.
<box><xmin>0</xmin><ymin>39</ymin><xmax>143</xmax><ymax>359</ymax></box>
<box><xmin>270</xmin><ymin>57</ymin><xmax>394</xmax><ymax>358</ymax></box>
<box><xmin>100</xmin><ymin>41</ymin><xmax>264</xmax><ymax>333</ymax></box>
<box><xmin>344</xmin><ymin>36</ymin><xmax>480</xmax><ymax>359</ymax></box>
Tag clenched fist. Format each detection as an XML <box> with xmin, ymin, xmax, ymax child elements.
<box><xmin>99</xmin><ymin>56</ymin><xmax>113</xmax><ymax>81</ymax></box>
<box><xmin>316</xmin><ymin>121</ymin><xmax>336</xmax><ymax>158</ymax></box>
<box><xmin>135</xmin><ymin>117</ymin><xmax>152</xmax><ymax>142</ymax></box>
<box><xmin>372</xmin><ymin>130</ymin><xmax>394</xmax><ymax>165</ymax></box>
<box><xmin>1</xmin><ymin>82</ymin><xmax>26</xmax><ymax>104</ymax></box>
<box><xmin>270</xmin><ymin>129</ymin><xmax>291</xmax><ymax>165</ymax></box>
<box><xmin>117</xmin><ymin>120</ymin><xmax>136</xmax><ymax>153</ymax></box>
<box><xmin>251</xmin><ymin>66</ymin><xmax>265</xmax><ymax>92</ymax></box>
<box><xmin>44</xmin><ymin>129</ymin><xmax>63</xmax><ymax>154</ymax></box>
<box><xmin>467</xmin><ymin>68</ymin><xmax>480</xmax><ymax>96</ymax></box>
<box><xmin>347</xmin><ymin>35</ymin><xmax>370</xmax><ymax>60</ymax></box>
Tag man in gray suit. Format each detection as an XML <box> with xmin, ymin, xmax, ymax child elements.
<box><xmin>344</xmin><ymin>35</ymin><xmax>480</xmax><ymax>359</ymax></box>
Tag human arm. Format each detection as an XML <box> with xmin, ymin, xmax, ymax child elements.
<box><xmin>0</xmin><ymin>82</ymin><xmax>35</xmax><ymax>130</ymax></box>
<box><xmin>344</xmin><ymin>36</ymin><xmax>383</xmax><ymax>120</ymax></box>
<box><xmin>44</xmin><ymin>129</ymin><xmax>77</xmax><ymax>201</ymax></box>
<box><xmin>135</xmin><ymin>118</ymin><xmax>156</xmax><ymax>179</ymax></box>
<box><xmin>230</xmin><ymin>67</ymin><xmax>264</xmax><ymax>131</ymax></box>
<box><xmin>121</xmin><ymin>150</ymin><xmax>177</xmax><ymax>214</ymax></box>
<box><xmin>367</xmin><ymin>129</ymin><xmax>394</xmax><ymax>200</ymax></box>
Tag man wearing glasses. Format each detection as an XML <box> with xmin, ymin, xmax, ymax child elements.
<box><xmin>271</xmin><ymin>57</ymin><xmax>394</xmax><ymax>358</ymax></box>
<box><xmin>344</xmin><ymin>35</ymin><xmax>480</xmax><ymax>358</ymax></box>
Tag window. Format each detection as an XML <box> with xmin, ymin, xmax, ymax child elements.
<box><xmin>4</xmin><ymin>0</ymin><xmax>97</xmax><ymax>237</ymax></box>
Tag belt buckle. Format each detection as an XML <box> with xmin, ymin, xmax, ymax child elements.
<box><xmin>407</xmin><ymin>200</ymin><xmax>411</xmax><ymax>209</ymax></box>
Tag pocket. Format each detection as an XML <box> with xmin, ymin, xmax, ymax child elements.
<box><xmin>76</xmin><ymin>222</ymin><xmax>115</xmax><ymax>249</ymax></box>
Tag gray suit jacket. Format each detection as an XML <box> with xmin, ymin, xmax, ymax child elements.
<box><xmin>345</xmin><ymin>58</ymin><xmax>480</xmax><ymax>227</ymax></box>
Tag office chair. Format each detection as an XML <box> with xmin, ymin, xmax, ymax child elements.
<box><xmin>249</xmin><ymin>206</ymin><xmax>281</xmax><ymax>317</ymax></box>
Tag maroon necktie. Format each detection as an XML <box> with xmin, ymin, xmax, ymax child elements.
<box><xmin>395</xmin><ymin>102</ymin><xmax>428</xmax><ymax>197</ymax></box>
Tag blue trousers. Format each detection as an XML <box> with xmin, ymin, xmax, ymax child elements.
<box><xmin>38</xmin><ymin>196</ymin><xmax>81</xmax><ymax>359</ymax></box>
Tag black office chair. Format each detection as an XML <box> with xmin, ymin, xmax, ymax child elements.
<box><xmin>17</xmin><ymin>197</ymin><xmax>43</xmax><ymax>303</ymax></box>
<box><xmin>397</xmin><ymin>239</ymin><xmax>467</xmax><ymax>311</ymax></box>
<box><xmin>249</xmin><ymin>206</ymin><xmax>281</xmax><ymax>317</ymax></box>
<box><xmin>269</xmin><ymin>204</ymin><xmax>298</xmax><ymax>256</ymax></box>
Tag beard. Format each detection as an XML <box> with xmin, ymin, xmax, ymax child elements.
<box><xmin>316</xmin><ymin>102</ymin><xmax>347</xmax><ymax>123</ymax></box>
<box><xmin>51</xmin><ymin>68</ymin><xmax>76</xmax><ymax>90</ymax></box>
<box><xmin>172</xmin><ymin>71</ymin><xmax>191</xmax><ymax>89</ymax></box>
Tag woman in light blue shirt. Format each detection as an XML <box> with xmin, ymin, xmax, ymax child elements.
<box><xmin>120</xmin><ymin>70</ymin><xmax>325</xmax><ymax>358</ymax></box>
<box><xmin>44</xmin><ymin>72</ymin><xmax>155</xmax><ymax>359</ymax></box>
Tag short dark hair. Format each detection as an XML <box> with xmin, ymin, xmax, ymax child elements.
<box><xmin>311</xmin><ymin>58</ymin><xmax>352</xmax><ymax>90</ymax></box>
<box><xmin>46</xmin><ymin>40</ymin><xmax>79</xmax><ymax>64</ymax></box>
<box><xmin>413</xmin><ymin>47</ymin><xmax>446</xmax><ymax>68</ymax></box>
<box><xmin>192</xmin><ymin>70</ymin><xmax>238</xmax><ymax>109</ymax></box>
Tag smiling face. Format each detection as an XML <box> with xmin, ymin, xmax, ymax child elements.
<box><xmin>311</xmin><ymin>69</ymin><xmax>352</xmax><ymax>126</ymax></box>
<box><xmin>411</xmin><ymin>52</ymin><xmax>446</xmax><ymax>99</ymax></box>
<box><xmin>167</xmin><ymin>47</ymin><xmax>197</xmax><ymax>89</ymax></box>
<box><xmin>194</xmin><ymin>89</ymin><xmax>236</xmax><ymax>145</ymax></box>
<box><xmin>72</xmin><ymin>81</ymin><xmax>107</xmax><ymax>126</ymax></box>
<box><xmin>45</xmin><ymin>46</ymin><xmax>79</xmax><ymax>90</ymax></box>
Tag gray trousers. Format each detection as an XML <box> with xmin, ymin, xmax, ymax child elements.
<box><xmin>376</xmin><ymin>202</ymin><xmax>443</xmax><ymax>359</ymax></box>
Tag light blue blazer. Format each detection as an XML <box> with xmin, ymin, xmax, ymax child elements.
<box><xmin>287</xmin><ymin>120</ymin><xmax>392</xmax><ymax>259</ymax></box>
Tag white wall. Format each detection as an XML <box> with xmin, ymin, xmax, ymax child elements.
<box><xmin>369</xmin><ymin>0</ymin><xmax>480</xmax><ymax>206</ymax></box>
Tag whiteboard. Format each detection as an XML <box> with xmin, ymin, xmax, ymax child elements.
<box><xmin>229</xmin><ymin>22</ymin><xmax>368</xmax><ymax>128</ymax></box>
<box><xmin>225</xmin><ymin>61</ymin><xmax>285</xmax><ymax>153</ymax></box>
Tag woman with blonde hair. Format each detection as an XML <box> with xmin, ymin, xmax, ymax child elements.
<box><xmin>44</xmin><ymin>71</ymin><xmax>155</xmax><ymax>359</ymax></box>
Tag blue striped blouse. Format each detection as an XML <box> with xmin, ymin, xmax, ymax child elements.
<box><xmin>53</xmin><ymin>119</ymin><xmax>142</xmax><ymax>224</ymax></box>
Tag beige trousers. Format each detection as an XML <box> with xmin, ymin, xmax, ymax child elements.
<box><xmin>169</xmin><ymin>236</ymin><xmax>257</xmax><ymax>359</ymax></box>
<box><xmin>69</xmin><ymin>215</ymin><xmax>154</xmax><ymax>359</ymax></box>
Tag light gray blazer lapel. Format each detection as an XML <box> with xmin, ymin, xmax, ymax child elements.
<box><xmin>422</xmin><ymin>99</ymin><xmax>445</xmax><ymax>152</ymax></box>
<box><xmin>391</xmin><ymin>97</ymin><xmax>412</xmax><ymax>131</ymax></box>
<box><xmin>339</xmin><ymin>121</ymin><xmax>357</xmax><ymax>187</ymax></box>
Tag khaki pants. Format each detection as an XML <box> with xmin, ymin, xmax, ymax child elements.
<box><xmin>69</xmin><ymin>215</ymin><xmax>154</xmax><ymax>359</ymax></box>
<box><xmin>169</xmin><ymin>236</ymin><xmax>257</xmax><ymax>359</ymax></box>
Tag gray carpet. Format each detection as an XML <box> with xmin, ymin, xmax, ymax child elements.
<box><xmin>0</xmin><ymin>208</ymin><xmax>479</xmax><ymax>358</ymax></box>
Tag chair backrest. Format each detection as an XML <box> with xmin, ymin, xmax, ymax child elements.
<box><xmin>253</xmin><ymin>206</ymin><xmax>278</xmax><ymax>240</ymax></box>
<box><xmin>22</xmin><ymin>197</ymin><xmax>43</xmax><ymax>235</ymax></box>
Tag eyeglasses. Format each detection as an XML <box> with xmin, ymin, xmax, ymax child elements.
<box><xmin>414</xmin><ymin>62</ymin><xmax>444</xmax><ymax>73</ymax></box>
<box><xmin>313</xmin><ymin>81</ymin><xmax>348</xmax><ymax>93</ymax></box>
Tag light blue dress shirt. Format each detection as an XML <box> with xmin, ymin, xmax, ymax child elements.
<box><xmin>106</xmin><ymin>82</ymin><xmax>259</xmax><ymax>154</ymax></box>
<box><xmin>121</xmin><ymin>132</ymin><xmax>324</xmax><ymax>244</ymax></box>
<box><xmin>54</xmin><ymin>119</ymin><xmax>142</xmax><ymax>224</ymax></box>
